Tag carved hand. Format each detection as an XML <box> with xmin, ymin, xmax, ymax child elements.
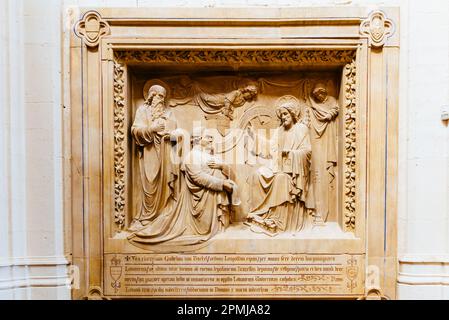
<box><xmin>223</xmin><ymin>179</ymin><xmax>234</xmax><ymax>193</ymax></box>
<box><xmin>150</xmin><ymin>122</ymin><xmax>165</xmax><ymax>133</ymax></box>
<box><xmin>207</xmin><ymin>159</ymin><xmax>223</xmax><ymax>170</ymax></box>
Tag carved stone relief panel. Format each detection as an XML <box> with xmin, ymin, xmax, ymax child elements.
<box><xmin>111</xmin><ymin>51</ymin><xmax>359</xmax><ymax>239</ymax></box>
<box><xmin>102</xmin><ymin>50</ymin><xmax>365</xmax><ymax>297</ymax></box>
<box><xmin>69</xmin><ymin>7</ymin><xmax>399</xmax><ymax>299</ymax></box>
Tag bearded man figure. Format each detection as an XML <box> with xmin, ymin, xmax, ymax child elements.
<box><xmin>246</xmin><ymin>96</ymin><xmax>314</xmax><ymax>236</ymax></box>
<box><xmin>129</xmin><ymin>84</ymin><xmax>181</xmax><ymax>231</ymax></box>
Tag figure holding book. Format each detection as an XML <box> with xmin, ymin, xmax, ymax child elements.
<box><xmin>246</xmin><ymin>96</ymin><xmax>314</xmax><ymax>235</ymax></box>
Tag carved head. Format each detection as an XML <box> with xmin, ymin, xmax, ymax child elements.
<box><xmin>275</xmin><ymin>95</ymin><xmax>300</xmax><ymax>130</ymax></box>
<box><xmin>276</xmin><ymin>102</ymin><xmax>299</xmax><ymax>130</ymax></box>
<box><xmin>192</xmin><ymin>127</ymin><xmax>215</xmax><ymax>154</ymax></box>
<box><xmin>240</xmin><ymin>83</ymin><xmax>258</xmax><ymax>100</ymax></box>
<box><xmin>147</xmin><ymin>85</ymin><xmax>167</xmax><ymax>107</ymax></box>
<box><xmin>200</xmin><ymin>132</ymin><xmax>215</xmax><ymax>154</ymax></box>
<box><xmin>312</xmin><ymin>83</ymin><xmax>328</xmax><ymax>103</ymax></box>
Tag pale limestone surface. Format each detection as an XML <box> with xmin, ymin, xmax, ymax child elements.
<box><xmin>69</xmin><ymin>5</ymin><xmax>395</xmax><ymax>299</ymax></box>
<box><xmin>0</xmin><ymin>0</ymin><xmax>449</xmax><ymax>300</ymax></box>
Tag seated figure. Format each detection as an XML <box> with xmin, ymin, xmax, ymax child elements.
<box><xmin>128</xmin><ymin>128</ymin><xmax>240</xmax><ymax>248</ymax></box>
<box><xmin>246</xmin><ymin>96</ymin><xmax>314</xmax><ymax>235</ymax></box>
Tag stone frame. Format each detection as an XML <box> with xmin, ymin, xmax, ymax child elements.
<box><xmin>67</xmin><ymin>7</ymin><xmax>399</xmax><ymax>299</ymax></box>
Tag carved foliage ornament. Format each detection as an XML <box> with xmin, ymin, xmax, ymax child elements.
<box><xmin>344</xmin><ymin>59</ymin><xmax>357</xmax><ymax>230</ymax></box>
<box><xmin>113</xmin><ymin>61</ymin><xmax>126</xmax><ymax>229</ymax></box>
<box><xmin>360</xmin><ymin>11</ymin><xmax>394</xmax><ymax>48</ymax></box>
<box><xmin>75</xmin><ymin>11</ymin><xmax>110</xmax><ymax>47</ymax></box>
<box><xmin>114</xmin><ymin>50</ymin><xmax>356</xmax><ymax>65</ymax></box>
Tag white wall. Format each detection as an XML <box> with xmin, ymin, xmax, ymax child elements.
<box><xmin>0</xmin><ymin>0</ymin><xmax>448</xmax><ymax>299</ymax></box>
<box><xmin>396</xmin><ymin>0</ymin><xmax>449</xmax><ymax>299</ymax></box>
<box><xmin>0</xmin><ymin>0</ymin><xmax>69</xmax><ymax>299</ymax></box>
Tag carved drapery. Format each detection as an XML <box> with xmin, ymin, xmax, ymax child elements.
<box><xmin>112</xmin><ymin>50</ymin><xmax>358</xmax><ymax>232</ymax></box>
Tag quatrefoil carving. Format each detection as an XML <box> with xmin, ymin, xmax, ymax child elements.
<box><xmin>360</xmin><ymin>11</ymin><xmax>394</xmax><ymax>48</ymax></box>
<box><xmin>75</xmin><ymin>11</ymin><xmax>110</xmax><ymax>48</ymax></box>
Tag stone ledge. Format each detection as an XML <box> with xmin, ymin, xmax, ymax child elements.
<box><xmin>0</xmin><ymin>255</ymin><xmax>70</xmax><ymax>267</ymax></box>
<box><xmin>398</xmin><ymin>255</ymin><xmax>449</xmax><ymax>286</ymax></box>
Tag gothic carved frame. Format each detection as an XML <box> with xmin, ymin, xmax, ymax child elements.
<box><xmin>67</xmin><ymin>7</ymin><xmax>399</xmax><ymax>299</ymax></box>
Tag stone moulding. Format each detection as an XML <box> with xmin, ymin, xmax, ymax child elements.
<box><xmin>113</xmin><ymin>49</ymin><xmax>356</xmax><ymax>65</ymax></box>
<box><xmin>112</xmin><ymin>49</ymin><xmax>358</xmax><ymax>232</ymax></box>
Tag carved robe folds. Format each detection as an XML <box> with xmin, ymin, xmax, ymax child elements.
<box><xmin>129</xmin><ymin>145</ymin><xmax>239</xmax><ymax>247</ymax></box>
<box><xmin>248</xmin><ymin>122</ymin><xmax>314</xmax><ymax>233</ymax></box>
<box><xmin>308</xmin><ymin>94</ymin><xmax>339</xmax><ymax>222</ymax></box>
<box><xmin>131</xmin><ymin>106</ymin><xmax>179</xmax><ymax>225</ymax></box>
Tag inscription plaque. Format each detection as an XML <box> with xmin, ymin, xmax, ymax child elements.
<box><xmin>105</xmin><ymin>254</ymin><xmax>363</xmax><ymax>297</ymax></box>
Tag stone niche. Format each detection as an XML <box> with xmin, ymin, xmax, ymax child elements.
<box><xmin>68</xmin><ymin>7</ymin><xmax>399</xmax><ymax>299</ymax></box>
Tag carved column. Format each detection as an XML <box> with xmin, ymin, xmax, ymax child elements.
<box><xmin>71</xmin><ymin>9</ymin><xmax>112</xmax><ymax>300</ymax></box>
<box><xmin>0</xmin><ymin>0</ymin><xmax>24</xmax><ymax>299</ymax></box>
<box><xmin>360</xmin><ymin>9</ymin><xmax>398</xmax><ymax>299</ymax></box>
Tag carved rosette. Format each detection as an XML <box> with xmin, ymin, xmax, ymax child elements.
<box><xmin>113</xmin><ymin>61</ymin><xmax>126</xmax><ymax>229</ymax></box>
<box><xmin>360</xmin><ymin>11</ymin><xmax>394</xmax><ymax>48</ymax></box>
<box><xmin>75</xmin><ymin>11</ymin><xmax>110</xmax><ymax>48</ymax></box>
<box><xmin>344</xmin><ymin>59</ymin><xmax>357</xmax><ymax>231</ymax></box>
<box><xmin>114</xmin><ymin>50</ymin><xmax>355</xmax><ymax>65</ymax></box>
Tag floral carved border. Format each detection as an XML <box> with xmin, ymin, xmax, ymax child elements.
<box><xmin>343</xmin><ymin>59</ymin><xmax>357</xmax><ymax>231</ymax></box>
<box><xmin>112</xmin><ymin>50</ymin><xmax>358</xmax><ymax>232</ymax></box>
<box><xmin>113</xmin><ymin>60</ymin><xmax>126</xmax><ymax>230</ymax></box>
<box><xmin>114</xmin><ymin>49</ymin><xmax>356</xmax><ymax>65</ymax></box>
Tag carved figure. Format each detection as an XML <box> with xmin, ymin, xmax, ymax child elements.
<box><xmin>246</xmin><ymin>96</ymin><xmax>314</xmax><ymax>235</ymax></box>
<box><xmin>197</xmin><ymin>83</ymin><xmax>258</xmax><ymax>120</ymax></box>
<box><xmin>168</xmin><ymin>81</ymin><xmax>258</xmax><ymax>121</ymax></box>
<box><xmin>128</xmin><ymin>128</ymin><xmax>240</xmax><ymax>246</ymax></box>
<box><xmin>129</xmin><ymin>85</ymin><xmax>181</xmax><ymax>231</ymax></box>
<box><xmin>306</xmin><ymin>83</ymin><xmax>339</xmax><ymax>223</ymax></box>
